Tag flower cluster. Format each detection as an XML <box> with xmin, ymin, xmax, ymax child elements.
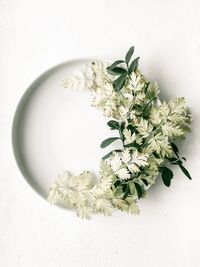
<box><xmin>48</xmin><ymin>47</ymin><xmax>192</xmax><ymax>218</ymax></box>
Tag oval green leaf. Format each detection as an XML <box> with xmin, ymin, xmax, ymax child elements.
<box><xmin>161</xmin><ymin>167</ymin><xmax>173</xmax><ymax>187</ymax></box>
<box><xmin>100</xmin><ymin>137</ymin><xmax>120</xmax><ymax>149</ymax></box>
<box><xmin>125</xmin><ymin>46</ymin><xmax>134</xmax><ymax>65</ymax></box>
<box><xmin>128</xmin><ymin>57</ymin><xmax>140</xmax><ymax>74</ymax></box>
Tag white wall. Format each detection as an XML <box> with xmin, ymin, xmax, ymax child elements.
<box><xmin>0</xmin><ymin>0</ymin><xmax>200</xmax><ymax>266</ymax></box>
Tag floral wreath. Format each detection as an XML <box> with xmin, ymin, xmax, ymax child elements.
<box><xmin>48</xmin><ymin>46</ymin><xmax>192</xmax><ymax>219</ymax></box>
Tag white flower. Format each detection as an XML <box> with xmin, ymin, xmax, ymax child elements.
<box><xmin>77</xmin><ymin>206</ymin><xmax>92</xmax><ymax>220</ymax></box>
<box><xmin>47</xmin><ymin>171</ymin><xmax>70</xmax><ymax>204</ymax></box>
<box><xmin>134</xmin><ymin>92</ymin><xmax>146</xmax><ymax>104</ymax></box>
<box><xmin>104</xmin><ymin>105</ymin><xmax>114</xmax><ymax>117</ymax></box>
<box><xmin>122</xmin><ymin>149</ymin><xmax>131</xmax><ymax>164</ymax></box>
<box><xmin>127</xmin><ymin>150</ymin><xmax>148</xmax><ymax>173</ymax></box>
<box><xmin>149</xmin><ymin>106</ymin><xmax>162</xmax><ymax>125</ymax></box>
<box><xmin>127</xmin><ymin>163</ymin><xmax>140</xmax><ymax>173</ymax></box>
<box><xmin>130</xmin><ymin>72</ymin><xmax>137</xmax><ymax>87</ymax></box>
<box><xmin>123</xmin><ymin>129</ymin><xmax>136</xmax><ymax>145</ymax></box>
<box><xmin>168</xmin><ymin>97</ymin><xmax>186</xmax><ymax>116</ymax></box>
<box><xmin>136</xmin><ymin>118</ymin><xmax>153</xmax><ymax>138</ymax></box>
<box><xmin>161</xmin><ymin>122</ymin><xmax>183</xmax><ymax>137</ymax></box>
<box><xmin>124</xmin><ymin>92</ymin><xmax>134</xmax><ymax>101</ymax></box>
<box><xmin>148</xmin><ymin>133</ymin><xmax>172</xmax><ymax>157</ymax></box>
<box><xmin>121</xmin><ymin>149</ymin><xmax>148</xmax><ymax>173</ymax></box>
<box><xmin>94</xmin><ymin>199</ymin><xmax>112</xmax><ymax>216</ymax></box>
<box><xmin>132</xmin><ymin>150</ymin><xmax>148</xmax><ymax>166</ymax></box>
<box><xmin>159</xmin><ymin>102</ymin><xmax>170</xmax><ymax>118</ymax></box>
<box><xmin>119</xmin><ymin>106</ymin><xmax>129</xmax><ymax>118</ymax></box>
<box><xmin>110</xmin><ymin>152</ymin><xmax>122</xmax><ymax>172</ymax></box>
<box><xmin>63</xmin><ymin>70</ymin><xmax>93</xmax><ymax>90</ymax></box>
<box><xmin>116</xmin><ymin>167</ymin><xmax>130</xmax><ymax>180</ymax></box>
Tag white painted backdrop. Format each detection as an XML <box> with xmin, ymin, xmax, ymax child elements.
<box><xmin>1</xmin><ymin>0</ymin><xmax>200</xmax><ymax>266</ymax></box>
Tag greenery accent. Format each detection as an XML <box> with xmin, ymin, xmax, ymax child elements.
<box><xmin>161</xmin><ymin>167</ymin><xmax>173</xmax><ymax>187</ymax></box>
<box><xmin>107</xmin><ymin>120</ymin><xmax>120</xmax><ymax>130</ymax></box>
<box><xmin>100</xmin><ymin>137</ymin><xmax>120</xmax><ymax>148</ymax></box>
<box><xmin>125</xmin><ymin>46</ymin><xmax>134</xmax><ymax>65</ymax></box>
<box><xmin>178</xmin><ymin>163</ymin><xmax>192</xmax><ymax>180</ymax></box>
<box><xmin>106</xmin><ymin>46</ymin><xmax>140</xmax><ymax>91</ymax></box>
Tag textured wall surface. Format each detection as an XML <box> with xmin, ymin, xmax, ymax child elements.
<box><xmin>0</xmin><ymin>1</ymin><xmax>200</xmax><ymax>266</ymax></box>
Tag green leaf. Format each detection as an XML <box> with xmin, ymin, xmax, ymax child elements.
<box><xmin>178</xmin><ymin>164</ymin><xmax>192</xmax><ymax>180</ymax></box>
<box><xmin>142</xmin><ymin>96</ymin><xmax>157</xmax><ymax>114</ymax></box>
<box><xmin>171</xmin><ymin>160</ymin><xmax>182</xmax><ymax>165</ymax></box>
<box><xmin>144</xmin><ymin>82</ymin><xmax>150</xmax><ymax>94</ymax></box>
<box><xmin>131</xmin><ymin>173</ymin><xmax>138</xmax><ymax>180</ymax></box>
<box><xmin>119</xmin><ymin>122</ymin><xmax>125</xmax><ymax>142</ymax></box>
<box><xmin>100</xmin><ymin>137</ymin><xmax>120</xmax><ymax>149</ymax></box>
<box><xmin>124</xmin><ymin>142</ymin><xmax>140</xmax><ymax>149</ymax></box>
<box><xmin>166</xmin><ymin>156</ymin><xmax>182</xmax><ymax>165</ymax></box>
<box><xmin>129</xmin><ymin>182</ymin><xmax>136</xmax><ymax>194</ymax></box>
<box><xmin>114</xmin><ymin>180</ymin><xmax>121</xmax><ymax>188</ymax></box>
<box><xmin>128</xmin><ymin>57</ymin><xmax>140</xmax><ymax>74</ymax></box>
<box><xmin>166</xmin><ymin>156</ymin><xmax>178</xmax><ymax>163</ymax></box>
<box><xmin>102</xmin><ymin>149</ymin><xmax>122</xmax><ymax>160</ymax></box>
<box><xmin>113</xmin><ymin>73</ymin><xmax>127</xmax><ymax>91</ymax></box>
<box><xmin>102</xmin><ymin>151</ymin><xmax>113</xmax><ymax>160</ymax></box>
<box><xmin>134</xmin><ymin>182</ymin><xmax>143</xmax><ymax>199</ymax></box>
<box><xmin>124</xmin><ymin>142</ymin><xmax>136</xmax><ymax>148</ymax></box>
<box><xmin>107</xmin><ymin>67</ymin><xmax>127</xmax><ymax>76</ymax></box>
<box><xmin>125</xmin><ymin>46</ymin><xmax>134</xmax><ymax>65</ymax></box>
<box><xmin>107</xmin><ymin>120</ymin><xmax>120</xmax><ymax>130</ymax></box>
<box><xmin>161</xmin><ymin>167</ymin><xmax>173</xmax><ymax>187</ymax></box>
<box><xmin>112</xmin><ymin>67</ymin><xmax>127</xmax><ymax>74</ymax></box>
<box><xmin>123</xmin><ymin>184</ymin><xmax>130</xmax><ymax>199</ymax></box>
<box><xmin>141</xmin><ymin>179</ymin><xmax>149</xmax><ymax>186</ymax></box>
<box><xmin>127</xmin><ymin>124</ymin><xmax>136</xmax><ymax>133</ymax></box>
<box><xmin>171</xmin><ymin>142</ymin><xmax>179</xmax><ymax>157</ymax></box>
<box><xmin>153</xmin><ymin>152</ymin><xmax>160</xmax><ymax>158</ymax></box>
<box><xmin>108</xmin><ymin>60</ymin><xmax>125</xmax><ymax>70</ymax></box>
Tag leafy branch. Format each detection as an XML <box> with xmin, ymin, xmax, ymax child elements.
<box><xmin>106</xmin><ymin>46</ymin><xmax>140</xmax><ymax>91</ymax></box>
<box><xmin>160</xmin><ymin>142</ymin><xmax>192</xmax><ymax>187</ymax></box>
<box><xmin>100</xmin><ymin>120</ymin><xmax>125</xmax><ymax>159</ymax></box>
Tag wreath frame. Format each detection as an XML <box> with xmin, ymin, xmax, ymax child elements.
<box><xmin>48</xmin><ymin>46</ymin><xmax>192</xmax><ymax>219</ymax></box>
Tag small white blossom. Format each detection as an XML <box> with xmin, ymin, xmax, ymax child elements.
<box><xmin>116</xmin><ymin>167</ymin><xmax>130</xmax><ymax>180</ymax></box>
<box><xmin>122</xmin><ymin>149</ymin><xmax>131</xmax><ymax>164</ymax></box>
<box><xmin>148</xmin><ymin>133</ymin><xmax>172</xmax><ymax>157</ymax></box>
<box><xmin>127</xmin><ymin>150</ymin><xmax>148</xmax><ymax>173</ymax></box>
<box><xmin>110</xmin><ymin>152</ymin><xmax>122</xmax><ymax>172</ymax></box>
<box><xmin>123</xmin><ymin>129</ymin><xmax>136</xmax><ymax>145</ymax></box>
<box><xmin>136</xmin><ymin>118</ymin><xmax>153</xmax><ymax>138</ymax></box>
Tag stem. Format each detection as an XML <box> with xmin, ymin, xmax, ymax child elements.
<box><xmin>142</xmin><ymin>97</ymin><xmax>157</xmax><ymax>114</ymax></box>
<box><xmin>119</xmin><ymin>123</ymin><xmax>125</xmax><ymax>148</ymax></box>
<box><xmin>164</xmin><ymin>158</ymin><xmax>181</xmax><ymax>167</ymax></box>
